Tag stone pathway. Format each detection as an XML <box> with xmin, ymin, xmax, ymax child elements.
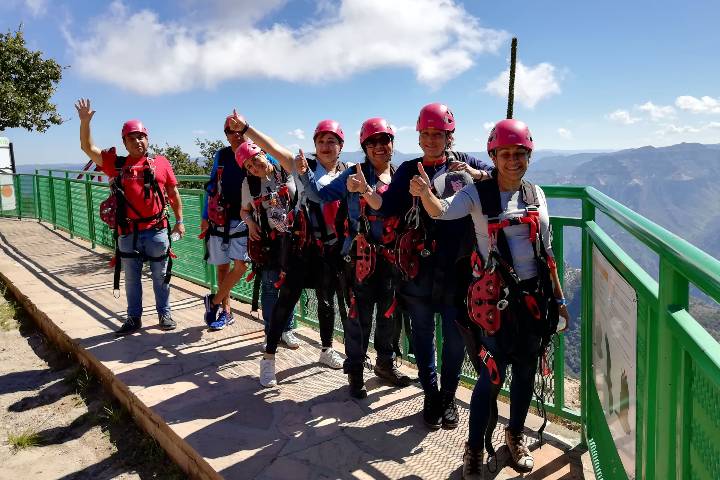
<box><xmin>0</xmin><ymin>218</ymin><xmax>594</xmax><ymax>479</ymax></box>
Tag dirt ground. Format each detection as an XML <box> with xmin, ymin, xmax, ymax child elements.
<box><xmin>0</xmin><ymin>292</ymin><xmax>185</xmax><ymax>480</ymax></box>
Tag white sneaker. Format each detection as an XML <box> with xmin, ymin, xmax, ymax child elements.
<box><xmin>280</xmin><ymin>330</ymin><xmax>301</xmax><ymax>349</ymax></box>
<box><xmin>259</xmin><ymin>357</ymin><xmax>277</xmax><ymax>387</ymax></box>
<box><xmin>319</xmin><ymin>348</ymin><xmax>344</xmax><ymax>369</ymax></box>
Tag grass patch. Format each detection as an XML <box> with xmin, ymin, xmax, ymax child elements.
<box><xmin>101</xmin><ymin>402</ymin><xmax>125</xmax><ymax>425</ymax></box>
<box><xmin>7</xmin><ymin>430</ymin><xmax>43</xmax><ymax>450</ymax></box>
<box><xmin>0</xmin><ymin>299</ymin><xmax>19</xmax><ymax>331</ymax></box>
<box><xmin>64</xmin><ymin>367</ymin><xmax>94</xmax><ymax>398</ymax></box>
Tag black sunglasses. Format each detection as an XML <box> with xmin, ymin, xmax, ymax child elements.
<box><xmin>364</xmin><ymin>134</ymin><xmax>393</xmax><ymax>147</ymax></box>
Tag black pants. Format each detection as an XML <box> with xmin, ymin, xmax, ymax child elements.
<box><xmin>265</xmin><ymin>245</ymin><xmax>339</xmax><ymax>354</ymax></box>
<box><xmin>343</xmin><ymin>259</ymin><xmax>398</xmax><ymax>373</ymax></box>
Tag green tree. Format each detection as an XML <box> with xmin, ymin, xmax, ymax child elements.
<box><xmin>149</xmin><ymin>143</ymin><xmax>206</xmax><ymax>188</ymax></box>
<box><xmin>0</xmin><ymin>27</ymin><xmax>63</xmax><ymax>132</ymax></box>
<box><xmin>195</xmin><ymin>138</ymin><xmax>226</xmax><ymax>171</ymax></box>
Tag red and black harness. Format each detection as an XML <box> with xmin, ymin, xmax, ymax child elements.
<box><xmin>465</xmin><ymin>172</ymin><xmax>560</xmax><ymax>454</ymax></box>
<box><xmin>100</xmin><ymin>154</ymin><xmax>174</xmax><ymax>296</ymax></box>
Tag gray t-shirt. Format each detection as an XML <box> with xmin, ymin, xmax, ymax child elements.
<box><xmin>241</xmin><ymin>171</ymin><xmax>297</xmax><ymax>232</ymax></box>
<box><xmin>433</xmin><ymin>182</ymin><xmax>554</xmax><ymax>280</ymax></box>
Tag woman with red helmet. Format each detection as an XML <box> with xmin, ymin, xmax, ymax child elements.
<box><xmin>296</xmin><ymin>117</ymin><xmax>411</xmax><ymax>398</ymax></box>
<box><xmin>347</xmin><ymin>103</ymin><xmax>492</xmax><ymax>430</ymax></box>
<box><xmin>228</xmin><ymin>113</ymin><xmax>348</xmax><ymax>387</ymax></box>
<box><xmin>410</xmin><ymin>119</ymin><xmax>569</xmax><ymax>478</ymax></box>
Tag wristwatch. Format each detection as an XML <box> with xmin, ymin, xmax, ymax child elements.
<box><xmin>556</xmin><ymin>297</ymin><xmax>567</xmax><ymax>306</ymax></box>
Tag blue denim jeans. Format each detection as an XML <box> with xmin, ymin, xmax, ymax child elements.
<box><xmin>405</xmin><ymin>300</ymin><xmax>466</xmax><ymax>395</ymax></box>
<box><xmin>260</xmin><ymin>268</ymin><xmax>294</xmax><ymax>335</ymax></box>
<box><xmin>118</xmin><ymin>228</ymin><xmax>170</xmax><ymax>318</ymax></box>
<box><xmin>467</xmin><ymin>334</ymin><xmax>539</xmax><ymax>448</ymax></box>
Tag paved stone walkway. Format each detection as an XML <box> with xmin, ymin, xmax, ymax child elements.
<box><xmin>0</xmin><ymin>218</ymin><xmax>594</xmax><ymax>479</ymax></box>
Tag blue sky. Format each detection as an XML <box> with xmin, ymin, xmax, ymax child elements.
<box><xmin>2</xmin><ymin>0</ymin><xmax>720</xmax><ymax>165</ymax></box>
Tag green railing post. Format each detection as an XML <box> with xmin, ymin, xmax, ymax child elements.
<box><xmin>85</xmin><ymin>174</ymin><xmax>96</xmax><ymax>248</ymax></box>
<box><xmin>551</xmin><ymin>218</ymin><xmax>565</xmax><ymax>410</ymax></box>
<box><xmin>15</xmin><ymin>175</ymin><xmax>22</xmax><ymax>219</ymax></box>
<box><xmin>48</xmin><ymin>170</ymin><xmax>57</xmax><ymax>229</ymax></box>
<box><xmin>65</xmin><ymin>172</ymin><xmax>74</xmax><ymax>238</ymax></box>
<box><xmin>651</xmin><ymin>259</ymin><xmax>688</xmax><ymax>479</ymax></box>
<box><xmin>580</xmin><ymin>197</ymin><xmax>595</xmax><ymax>445</ymax></box>
<box><xmin>34</xmin><ymin>169</ymin><xmax>41</xmax><ymax>221</ymax></box>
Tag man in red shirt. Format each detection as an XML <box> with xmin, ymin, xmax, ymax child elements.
<box><xmin>75</xmin><ymin>98</ymin><xmax>185</xmax><ymax>335</ymax></box>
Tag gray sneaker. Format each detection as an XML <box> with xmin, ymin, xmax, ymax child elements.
<box><xmin>159</xmin><ymin>313</ymin><xmax>176</xmax><ymax>331</ymax></box>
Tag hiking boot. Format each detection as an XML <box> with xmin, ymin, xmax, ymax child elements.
<box><xmin>280</xmin><ymin>330</ymin><xmax>301</xmax><ymax>349</ymax></box>
<box><xmin>259</xmin><ymin>357</ymin><xmax>277</xmax><ymax>387</ymax></box>
<box><xmin>203</xmin><ymin>293</ymin><xmax>220</xmax><ymax>326</ymax></box>
<box><xmin>462</xmin><ymin>442</ymin><xmax>485</xmax><ymax>480</ymax></box>
<box><xmin>209</xmin><ymin>311</ymin><xmax>228</xmax><ymax>331</ymax></box>
<box><xmin>115</xmin><ymin>316</ymin><xmax>141</xmax><ymax>336</ymax></box>
<box><xmin>374</xmin><ymin>358</ymin><xmax>411</xmax><ymax>387</ymax></box>
<box><xmin>441</xmin><ymin>391</ymin><xmax>459</xmax><ymax>429</ymax></box>
<box><xmin>319</xmin><ymin>348</ymin><xmax>343</xmax><ymax>369</ymax></box>
<box><xmin>159</xmin><ymin>313</ymin><xmax>176</xmax><ymax>331</ymax></box>
<box><xmin>348</xmin><ymin>371</ymin><xmax>367</xmax><ymax>399</ymax></box>
<box><xmin>505</xmin><ymin>428</ymin><xmax>534</xmax><ymax>472</ymax></box>
<box><xmin>422</xmin><ymin>390</ymin><xmax>442</xmax><ymax>430</ymax></box>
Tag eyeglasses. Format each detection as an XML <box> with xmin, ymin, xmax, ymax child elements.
<box><xmin>364</xmin><ymin>134</ymin><xmax>392</xmax><ymax>148</ymax></box>
<box><xmin>224</xmin><ymin>129</ymin><xmax>244</xmax><ymax>135</ymax></box>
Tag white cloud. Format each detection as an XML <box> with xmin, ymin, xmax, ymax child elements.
<box><xmin>636</xmin><ymin>101</ymin><xmax>675</xmax><ymax>121</ymax></box>
<box><xmin>607</xmin><ymin>109</ymin><xmax>641</xmax><ymax>125</ymax></box>
<box><xmin>482</xmin><ymin>122</ymin><xmax>495</xmax><ymax>131</ymax></box>
<box><xmin>66</xmin><ymin>0</ymin><xmax>509</xmax><ymax>95</ymax></box>
<box><xmin>655</xmin><ymin>124</ymin><xmax>701</xmax><ymax>135</ymax></box>
<box><xmin>288</xmin><ymin>128</ymin><xmax>305</xmax><ymax>140</ymax></box>
<box><xmin>675</xmin><ymin>95</ymin><xmax>720</xmax><ymax>114</ymax></box>
<box><xmin>24</xmin><ymin>0</ymin><xmax>47</xmax><ymax>16</ymax></box>
<box><xmin>484</xmin><ymin>61</ymin><xmax>562</xmax><ymax>108</ymax></box>
<box><xmin>192</xmin><ymin>129</ymin><xmax>207</xmax><ymax>135</ymax></box>
<box><xmin>557</xmin><ymin>128</ymin><xmax>573</xmax><ymax>139</ymax></box>
<box><xmin>392</xmin><ymin>125</ymin><xmax>414</xmax><ymax>133</ymax></box>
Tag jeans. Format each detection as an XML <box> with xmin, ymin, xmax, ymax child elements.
<box><xmin>343</xmin><ymin>259</ymin><xmax>398</xmax><ymax>373</ymax></box>
<box><xmin>118</xmin><ymin>228</ymin><xmax>170</xmax><ymax>318</ymax></box>
<box><xmin>260</xmin><ymin>268</ymin><xmax>294</xmax><ymax>334</ymax></box>
<box><xmin>404</xmin><ymin>299</ymin><xmax>466</xmax><ymax>395</ymax></box>
<box><xmin>467</xmin><ymin>333</ymin><xmax>540</xmax><ymax>449</ymax></box>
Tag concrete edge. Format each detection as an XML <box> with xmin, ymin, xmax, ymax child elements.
<box><xmin>0</xmin><ymin>268</ymin><xmax>222</xmax><ymax>480</ymax></box>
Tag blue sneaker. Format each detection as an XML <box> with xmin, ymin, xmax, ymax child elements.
<box><xmin>209</xmin><ymin>310</ymin><xmax>227</xmax><ymax>331</ymax></box>
<box><xmin>203</xmin><ymin>294</ymin><xmax>220</xmax><ymax>326</ymax></box>
<box><xmin>225</xmin><ymin>311</ymin><xmax>235</xmax><ymax>326</ymax></box>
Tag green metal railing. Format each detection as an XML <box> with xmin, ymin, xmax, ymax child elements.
<box><xmin>1</xmin><ymin>170</ymin><xmax>719</xmax><ymax>480</ymax></box>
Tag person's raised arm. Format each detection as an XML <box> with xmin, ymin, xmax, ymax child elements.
<box><xmin>75</xmin><ymin>98</ymin><xmax>103</xmax><ymax>166</ymax></box>
<box><xmin>409</xmin><ymin>163</ymin><xmax>443</xmax><ymax>217</ymax></box>
<box><xmin>347</xmin><ymin>164</ymin><xmax>382</xmax><ymax>210</ymax></box>
<box><xmin>228</xmin><ymin>110</ymin><xmax>294</xmax><ymax>173</ymax></box>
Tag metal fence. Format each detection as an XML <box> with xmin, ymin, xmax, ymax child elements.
<box><xmin>3</xmin><ymin>169</ymin><xmax>719</xmax><ymax>480</ymax></box>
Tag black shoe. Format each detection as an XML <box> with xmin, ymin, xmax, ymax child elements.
<box><xmin>374</xmin><ymin>359</ymin><xmax>411</xmax><ymax>387</ymax></box>
<box><xmin>423</xmin><ymin>390</ymin><xmax>442</xmax><ymax>430</ymax></box>
<box><xmin>159</xmin><ymin>313</ymin><xmax>176</xmax><ymax>331</ymax></box>
<box><xmin>441</xmin><ymin>391</ymin><xmax>459</xmax><ymax>429</ymax></box>
<box><xmin>348</xmin><ymin>371</ymin><xmax>367</xmax><ymax>399</ymax></box>
<box><xmin>462</xmin><ymin>442</ymin><xmax>485</xmax><ymax>480</ymax></box>
<box><xmin>115</xmin><ymin>317</ymin><xmax>141</xmax><ymax>336</ymax></box>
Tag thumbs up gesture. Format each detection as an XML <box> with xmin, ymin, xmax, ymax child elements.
<box><xmin>347</xmin><ymin>163</ymin><xmax>370</xmax><ymax>194</ymax></box>
<box><xmin>295</xmin><ymin>149</ymin><xmax>308</xmax><ymax>174</ymax></box>
<box><xmin>409</xmin><ymin>162</ymin><xmax>432</xmax><ymax>198</ymax></box>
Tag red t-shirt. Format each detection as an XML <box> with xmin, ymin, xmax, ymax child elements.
<box><xmin>101</xmin><ymin>148</ymin><xmax>178</xmax><ymax>232</ymax></box>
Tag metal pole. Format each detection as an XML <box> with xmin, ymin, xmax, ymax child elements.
<box><xmin>507</xmin><ymin>37</ymin><xmax>518</xmax><ymax>120</ymax></box>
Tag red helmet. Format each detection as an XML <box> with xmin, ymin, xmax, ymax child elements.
<box><xmin>313</xmin><ymin>119</ymin><xmax>345</xmax><ymax>143</ymax></box>
<box><xmin>359</xmin><ymin>117</ymin><xmax>395</xmax><ymax>144</ymax></box>
<box><xmin>235</xmin><ymin>140</ymin><xmax>262</xmax><ymax>167</ymax></box>
<box><xmin>416</xmin><ymin>103</ymin><xmax>455</xmax><ymax>132</ymax></box>
<box><xmin>121</xmin><ymin>120</ymin><xmax>148</xmax><ymax>138</ymax></box>
<box><xmin>487</xmin><ymin>119</ymin><xmax>534</xmax><ymax>154</ymax></box>
<box><xmin>224</xmin><ymin>113</ymin><xmax>246</xmax><ymax>132</ymax></box>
